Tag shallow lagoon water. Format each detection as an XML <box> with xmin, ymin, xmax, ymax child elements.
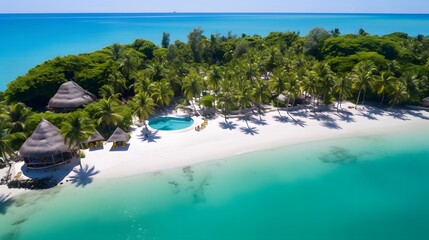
<box><xmin>1</xmin><ymin>128</ymin><xmax>429</xmax><ymax>240</ymax></box>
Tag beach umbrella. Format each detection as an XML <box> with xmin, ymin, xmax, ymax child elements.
<box><xmin>86</xmin><ymin>130</ymin><xmax>105</xmax><ymax>143</ymax></box>
<box><xmin>107</xmin><ymin>128</ymin><xmax>130</xmax><ymax>143</ymax></box>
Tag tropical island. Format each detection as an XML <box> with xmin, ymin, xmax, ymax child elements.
<box><xmin>1</xmin><ymin>28</ymin><xmax>429</xmax><ymax>197</ymax></box>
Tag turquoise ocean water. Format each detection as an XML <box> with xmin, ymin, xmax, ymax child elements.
<box><xmin>1</xmin><ymin>13</ymin><xmax>429</xmax><ymax>90</ymax></box>
<box><xmin>1</xmin><ymin>128</ymin><xmax>429</xmax><ymax>239</ymax></box>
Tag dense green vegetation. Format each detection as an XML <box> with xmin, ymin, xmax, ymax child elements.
<box><xmin>1</xmin><ymin>28</ymin><xmax>429</xmax><ymax>166</ymax></box>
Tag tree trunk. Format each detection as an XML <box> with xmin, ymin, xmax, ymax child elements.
<box><xmin>362</xmin><ymin>90</ymin><xmax>366</xmax><ymax>106</ymax></box>
<box><xmin>355</xmin><ymin>88</ymin><xmax>362</xmax><ymax>109</ymax></box>
<box><xmin>380</xmin><ymin>92</ymin><xmax>385</xmax><ymax>105</ymax></box>
<box><xmin>223</xmin><ymin>105</ymin><xmax>228</xmax><ymax>121</ymax></box>
<box><xmin>213</xmin><ymin>93</ymin><xmax>217</xmax><ymax>113</ymax></box>
<box><xmin>286</xmin><ymin>96</ymin><xmax>291</xmax><ymax>112</ymax></box>
<box><xmin>190</xmin><ymin>97</ymin><xmax>198</xmax><ymax>116</ymax></box>
<box><xmin>337</xmin><ymin>92</ymin><xmax>342</xmax><ymax>111</ymax></box>
<box><xmin>5</xmin><ymin>161</ymin><xmax>12</xmax><ymax>184</ymax></box>
<box><xmin>143</xmin><ymin>121</ymin><xmax>151</xmax><ymax>133</ymax></box>
<box><xmin>313</xmin><ymin>96</ymin><xmax>318</xmax><ymax>113</ymax></box>
<box><xmin>323</xmin><ymin>89</ymin><xmax>327</xmax><ymax>105</ymax></box>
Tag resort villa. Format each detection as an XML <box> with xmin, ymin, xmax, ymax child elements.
<box><xmin>19</xmin><ymin>119</ymin><xmax>75</xmax><ymax>169</ymax></box>
<box><xmin>47</xmin><ymin>81</ymin><xmax>96</xmax><ymax>112</ymax></box>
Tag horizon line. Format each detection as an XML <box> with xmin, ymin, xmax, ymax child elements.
<box><xmin>1</xmin><ymin>11</ymin><xmax>429</xmax><ymax>15</ymax></box>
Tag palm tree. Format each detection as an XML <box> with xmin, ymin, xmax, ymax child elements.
<box><xmin>302</xmin><ymin>72</ymin><xmax>320</xmax><ymax>112</ymax></box>
<box><xmin>182</xmin><ymin>72</ymin><xmax>203</xmax><ymax>112</ymax></box>
<box><xmin>0</xmin><ymin>121</ymin><xmax>15</xmax><ymax>168</ymax></box>
<box><xmin>2</xmin><ymin>102</ymin><xmax>31</xmax><ymax>134</ymax></box>
<box><xmin>401</xmin><ymin>72</ymin><xmax>422</xmax><ymax>102</ymax></box>
<box><xmin>262</xmin><ymin>46</ymin><xmax>281</xmax><ymax>72</ymax></box>
<box><xmin>218</xmin><ymin>91</ymin><xmax>236</xmax><ymax>120</ymax></box>
<box><xmin>151</xmin><ymin>80</ymin><xmax>174</xmax><ymax>109</ymax></box>
<box><xmin>387</xmin><ymin>60</ymin><xmax>401</xmax><ymax>77</ymax></box>
<box><xmin>120</xmin><ymin>53</ymin><xmax>138</xmax><ymax>81</ymax></box>
<box><xmin>164</xmin><ymin>68</ymin><xmax>183</xmax><ymax>95</ymax></box>
<box><xmin>269</xmin><ymin>68</ymin><xmax>288</xmax><ymax>109</ymax></box>
<box><xmin>207</xmin><ymin>65</ymin><xmax>224</xmax><ymax>112</ymax></box>
<box><xmin>133</xmin><ymin>73</ymin><xmax>152</xmax><ymax>94</ymax></box>
<box><xmin>375</xmin><ymin>71</ymin><xmax>395</xmax><ymax>105</ymax></box>
<box><xmin>252</xmin><ymin>80</ymin><xmax>271</xmax><ymax>114</ymax></box>
<box><xmin>241</xmin><ymin>60</ymin><xmax>259</xmax><ymax>83</ymax></box>
<box><xmin>94</xmin><ymin>97</ymin><xmax>123</xmax><ymax>132</ymax></box>
<box><xmin>350</xmin><ymin>60</ymin><xmax>377</xmax><ymax>108</ymax></box>
<box><xmin>286</xmin><ymin>75</ymin><xmax>302</xmax><ymax>109</ymax></box>
<box><xmin>313</xmin><ymin>62</ymin><xmax>335</xmax><ymax>104</ymax></box>
<box><xmin>110</xmin><ymin>43</ymin><xmax>123</xmax><ymax>61</ymax></box>
<box><xmin>147</xmin><ymin>61</ymin><xmax>165</xmax><ymax>81</ymax></box>
<box><xmin>330</xmin><ymin>28</ymin><xmax>341</xmax><ymax>37</ymax></box>
<box><xmin>389</xmin><ymin>81</ymin><xmax>409</xmax><ymax>106</ymax></box>
<box><xmin>108</xmin><ymin>71</ymin><xmax>127</xmax><ymax>96</ymax></box>
<box><xmin>99</xmin><ymin>85</ymin><xmax>119</xmax><ymax>100</ymax></box>
<box><xmin>333</xmin><ymin>75</ymin><xmax>352</xmax><ymax>111</ymax></box>
<box><xmin>133</xmin><ymin>92</ymin><xmax>155</xmax><ymax>131</ymax></box>
<box><xmin>61</xmin><ymin>114</ymin><xmax>95</xmax><ymax>153</ymax></box>
<box><xmin>236</xmin><ymin>80</ymin><xmax>254</xmax><ymax>113</ymax></box>
<box><xmin>0</xmin><ymin>117</ymin><xmax>24</xmax><ymax>178</ymax></box>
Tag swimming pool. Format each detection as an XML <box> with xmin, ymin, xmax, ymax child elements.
<box><xmin>148</xmin><ymin>116</ymin><xmax>194</xmax><ymax>131</ymax></box>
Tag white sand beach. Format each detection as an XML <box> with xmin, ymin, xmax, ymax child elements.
<box><xmin>1</xmin><ymin>102</ymin><xmax>429</xmax><ymax>198</ymax></box>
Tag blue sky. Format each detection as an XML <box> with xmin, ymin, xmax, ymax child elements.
<box><xmin>0</xmin><ymin>0</ymin><xmax>428</xmax><ymax>13</ymax></box>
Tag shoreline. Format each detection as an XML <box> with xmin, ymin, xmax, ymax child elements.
<box><xmin>1</xmin><ymin>102</ymin><xmax>429</xmax><ymax>199</ymax></box>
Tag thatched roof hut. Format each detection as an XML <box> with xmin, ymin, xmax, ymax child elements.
<box><xmin>20</xmin><ymin>119</ymin><xmax>74</xmax><ymax>169</ymax></box>
<box><xmin>86</xmin><ymin>130</ymin><xmax>105</xmax><ymax>143</ymax></box>
<box><xmin>423</xmin><ymin>97</ymin><xmax>429</xmax><ymax>107</ymax></box>
<box><xmin>107</xmin><ymin>128</ymin><xmax>130</xmax><ymax>143</ymax></box>
<box><xmin>47</xmin><ymin>81</ymin><xmax>96</xmax><ymax>112</ymax></box>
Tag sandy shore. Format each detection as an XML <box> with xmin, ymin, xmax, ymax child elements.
<box><xmin>1</xmin><ymin>102</ymin><xmax>429</xmax><ymax>198</ymax></box>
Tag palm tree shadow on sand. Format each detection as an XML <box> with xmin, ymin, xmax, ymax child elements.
<box><xmin>137</xmin><ymin>129</ymin><xmax>162</xmax><ymax>143</ymax></box>
<box><xmin>321</xmin><ymin>121</ymin><xmax>342</xmax><ymax>129</ymax></box>
<box><xmin>249</xmin><ymin>116</ymin><xmax>268</xmax><ymax>126</ymax></box>
<box><xmin>357</xmin><ymin>110</ymin><xmax>378</xmax><ymax>120</ymax></box>
<box><xmin>239</xmin><ymin>126</ymin><xmax>259</xmax><ymax>135</ymax></box>
<box><xmin>336</xmin><ymin>110</ymin><xmax>355</xmax><ymax>123</ymax></box>
<box><xmin>0</xmin><ymin>193</ymin><xmax>14</xmax><ymax>215</ymax></box>
<box><xmin>273</xmin><ymin>115</ymin><xmax>290</xmax><ymax>123</ymax></box>
<box><xmin>219</xmin><ymin>121</ymin><xmax>238</xmax><ymax>130</ymax></box>
<box><xmin>291</xmin><ymin>118</ymin><xmax>307</xmax><ymax>127</ymax></box>
<box><xmin>406</xmin><ymin>110</ymin><xmax>429</xmax><ymax>120</ymax></box>
<box><xmin>68</xmin><ymin>164</ymin><xmax>100</xmax><ymax>187</ymax></box>
<box><xmin>387</xmin><ymin>110</ymin><xmax>410</xmax><ymax>121</ymax></box>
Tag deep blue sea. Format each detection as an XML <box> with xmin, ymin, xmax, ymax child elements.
<box><xmin>1</xmin><ymin>13</ymin><xmax>429</xmax><ymax>91</ymax></box>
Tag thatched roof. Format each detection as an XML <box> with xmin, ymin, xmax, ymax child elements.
<box><xmin>47</xmin><ymin>81</ymin><xmax>96</xmax><ymax>109</ymax></box>
<box><xmin>107</xmin><ymin>128</ymin><xmax>130</xmax><ymax>142</ymax></box>
<box><xmin>19</xmin><ymin>119</ymin><xmax>69</xmax><ymax>158</ymax></box>
<box><xmin>86</xmin><ymin>130</ymin><xmax>105</xmax><ymax>143</ymax></box>
<box><xmin>423</xmin><ymin>97</ymin><xmax>429</xmax><ymax>107</ymax></box>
